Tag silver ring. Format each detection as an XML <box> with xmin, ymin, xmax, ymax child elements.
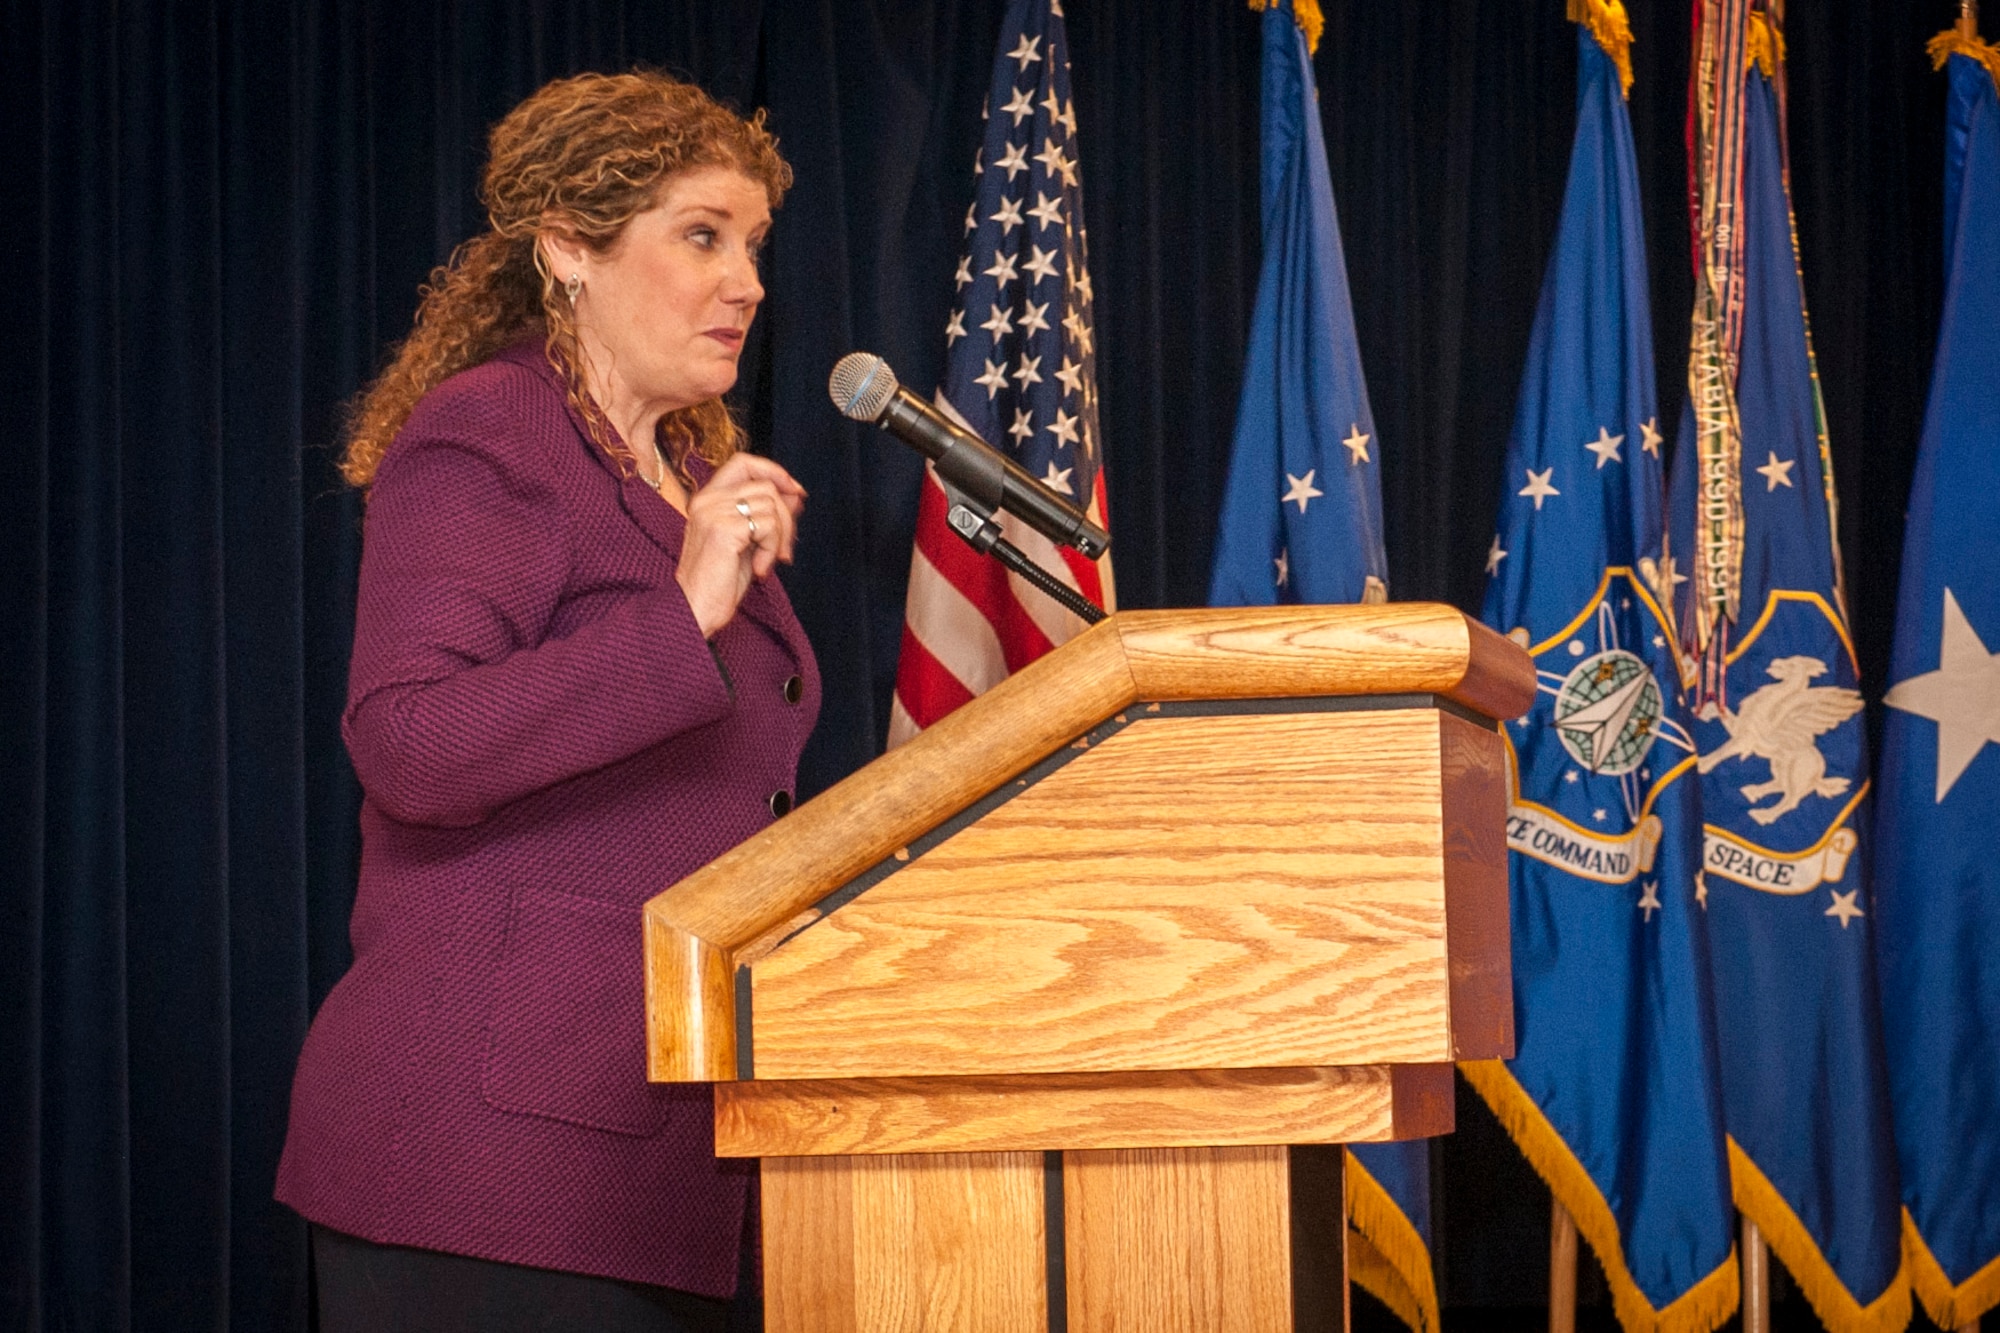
<box><xmin>735</xmin><ymin>498</ymin><xmax>758</xmax><ymax>541</ymax></box>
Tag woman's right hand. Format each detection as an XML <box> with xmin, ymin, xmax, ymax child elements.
<box><xmin>675</xmin><ymin>452</ymin><xmax>807</xmax><ymax>638</ymax></box>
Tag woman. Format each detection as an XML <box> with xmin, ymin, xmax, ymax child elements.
<box><xmin>276</xmin><ymin>71</ymin><xmax>817</xmax><ymax>1332</ymax></box>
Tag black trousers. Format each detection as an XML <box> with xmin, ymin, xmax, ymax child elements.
<box><xmin>311</xmin><ymin>1225</ymin><xmax>756</xmax><ymax>1333</ymax></box>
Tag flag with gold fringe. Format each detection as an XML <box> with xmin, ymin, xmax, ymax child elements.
<box><xmin>1666</xmin><ymin>6</ymin><xmax>1908</xmax><ymax>1330</ymax></box>
<box><xmin>1460</xmin><ymin>5</ymin><xmax>1740</xmax><ymax>1331</ymax></box>
<box><xmin>1875</xmin><ymin>19</ymin><xmax>2000</xmax><ymax>1330</ymax></box>
<box><xmin>1210</xmin><ymin>3</ymin><xmax>1433</xmax><ymax>1328</ymax></box>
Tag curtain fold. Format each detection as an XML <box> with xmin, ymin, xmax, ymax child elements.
<box><xmin>2</xmin><ymin>1</ymin><xmax>1944</xmax><ymax>1328</ymax></box>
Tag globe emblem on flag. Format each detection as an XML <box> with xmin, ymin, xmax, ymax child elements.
<box><xmin>1552</xmin><ymin>650</ymin><xmax>1663</xmax><ymax>776</ymax></box>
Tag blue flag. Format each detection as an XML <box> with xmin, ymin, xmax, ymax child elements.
<box><xmin>1666</xmin><ymin>37</ymin><xmax>1908</xmax><ymax>1333</ymax></box>
<box><xmin>1876</xmin><ymin>35</ymin><xmax>2000</xmax><ymax>1330</ymax></box>
<box><xmin>1207</xmin><ymin>0</ymin><xmax>1387</xmax><ymax>611</ymax></box>
<box><xmin>1460</xmin><ymin>14</ymin><xmax>1740</xmax><ymax>1333</ymax></box>
<box><xmin>1207</xmin><ymin>5</ymin><xmax>1430</xmax><ymax>1329</ymax></box>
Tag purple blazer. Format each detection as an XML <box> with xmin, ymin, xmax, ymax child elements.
<box><xmin>276</xmin><ymin>341</ymin><xmax>819</xmax><ymax>1296</ymax></box>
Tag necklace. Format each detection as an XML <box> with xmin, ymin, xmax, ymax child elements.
<box><xmin>638</xmin><ymin>441</ymin><xmax>672</xmax><ymax>496</ymax></box>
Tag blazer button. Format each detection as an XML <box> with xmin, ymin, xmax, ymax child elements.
<box><xmin>783</xmin><ymin>674</ymin><xmax>804</xmax><ymax>704</ymax></box>
<box><xmin>769</xmin><ymin>790</ymin><xmax>793</xmax><ymax>818</ymax></box>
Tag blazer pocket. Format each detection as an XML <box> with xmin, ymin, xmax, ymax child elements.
<box><xmin>481</xmin><ymin>887</ymin><xmax>663</xmax><ymax>1137</ymax></box>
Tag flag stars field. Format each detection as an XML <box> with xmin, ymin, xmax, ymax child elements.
<box><xmin>1584</xmin><ymin>426</ymin><xmax>1624</xmax><ymax>467</ymax></box>
<box><xmin>1486</xmin><ymin>533</ymin><xmax>1507</xmax><ymax>575</ymax></box>
<box><xmin>1342</xmin><ymin>424</ymin><xmax>1371</xmax><ymax>464</ymax></box>
<box><xmin>1519</xmin><ymin>466</ymin><xmax>1560</xmax><ymax>509</ymax></box>
<box><xmin>1283</xmin><ymin>469</ymin><xmax>1323</xmax><ymax>513</ymax></box>
<box><xmin>1825</xmin><ymin>889</ymin><xmax>1865</xmax><ymax>929</ymax></box>
<box><xmin>1035</xmin><ymin>139</ymin><xmax>1072</xmax><ymax>184</ymax></box>
<box><xmin>1640</xmin><ymin>417</ymin><xmax>1663</xmax><ymax>455</ymax></box>
<box><xmin>1755</xmin><ymin>449</ymin><xmax>1795</xmax><ymax>490</ymax></box>
<box><xmin>1048</xmin><ymin>407</ymin><xmax>1079</xmax><ymax>447</ymax></box>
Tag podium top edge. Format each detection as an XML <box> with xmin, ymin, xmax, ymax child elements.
<box><xmin>644</xmin><ymin>603</ymin><xmax>1531</xmax><ymax>957</ymax></box>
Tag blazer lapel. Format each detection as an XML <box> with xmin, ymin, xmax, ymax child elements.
<box><xmin>615</xmin><ymin>473</ymin><xmax>689</xmax><ymax>563</ymax></box>
<box><xmin>494</xmin><ymin>340</ymin><xmax>810</xmax><ymax>669</ymax></box>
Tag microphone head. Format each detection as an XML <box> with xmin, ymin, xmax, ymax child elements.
<box><xmin>828</xmin><ymin>352</ymin><xmax>899</xmax><ymax>422</ymax></box>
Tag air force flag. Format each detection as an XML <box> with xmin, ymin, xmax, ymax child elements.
<box><xmin>1208</xmin><ymin>0</ymin><xmax>1388</xmax><ymax>612</ymax></box>
<box><xmin>1459</xmin><ymin>10</ymin><xmax>1740</xmax><ymax>1331</ymax></box>
<box><xmin>1208</xmin><ymin>5</ymin><xmax>1432</xmax><ymax>1329</ymax></box>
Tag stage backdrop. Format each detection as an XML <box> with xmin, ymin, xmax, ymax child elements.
<box><xmin>0</xmin><ymin>0</ymin><xmax>1947</xmax><ymax>1329</ymax></box>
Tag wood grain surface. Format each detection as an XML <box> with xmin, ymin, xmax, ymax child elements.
<box><xmin>762</xmin><ymin>1152</ymin><xmax>1047</xmax><ymax>1333</ymax></box>
<box><xmin>1438</xmin><ymin>711</ymin><xmax>1514</xmax><ymax>1060</ymax></box>
<box><xmin>641</xmin><ymin>916</ymin><xmax>733</xmax><ymax>1081</ymax></box>
<box><xmin>747</xmin><ymin>709</ymin><xmax>1459</xmax><ymax>1079</ymax></box>
<box><xmin>644</xmin><ymin>604</ymin><xmax>1531</xmax><ymax>1083</ymax></box>
<box><xmin>1064</xmin><ymin>1145</ymin><xmax>1295</xmax><ymax>1333</ymax></box>
<box><xmin>1115</xmin><ymin>603</ymin><xmax>1535</xmax><ymax>722</ymax></box>
<box><xmin>713</xmin><ymin>1064</ymin><xmax>1455</xmax><ymax>1157</ymax></box>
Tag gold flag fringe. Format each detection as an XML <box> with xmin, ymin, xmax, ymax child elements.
<box><xmin>1247</xmin><ymin>0</ymin><xmax>1324</xmax><ymax>54</ymax></box>
<box><xmin>1929</xmin><ymin>27</ymin><xmax>2000</xmax><ymax>88</ymax></box>
<box><xmin>1745</xmin><ymin>12</ymin><xmax>1785</xmax><ymax>80</ymax></box>
<box><xmin>1344</xmin><ymin>1149</ymin><xmax>1442</xmax><ymax>1333</ymax></box>
<box><xmin>1727</xmin><ymin>1140</ymin><xmax>1912</xmax><ymax>1333</ymax></box>
<box><xmin>1568</xmin><ymin>0</ymin><xmax>1636</xmax><ymax>97</ymax></box>
<box><xmin>1905</xmin><ymin>1209</ymin><xmax>2000</xmax><ymax>1328</ymax></box>
<box><xmin>1460</xmin><ymin>1060</ymin><xmax>1742</xmax><ymax>1333</ymax></box>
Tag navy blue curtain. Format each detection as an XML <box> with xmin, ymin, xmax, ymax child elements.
<box><xmin>1</xmin><ymin>0</ymin><xmax>1946</xmax><ymax>1328</ymax></box>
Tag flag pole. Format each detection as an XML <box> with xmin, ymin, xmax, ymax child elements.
<box><xmin>1548</xmin><ymin>1200</ymin><xmax>1578</xmax><ymax>1333</ymax></box>
<box><xmin>1961</xmin><ymin>0</ymin><xmax>1979</xmax><ymax>42</ymax></box>
<box><xmin>1741</xmin><ymin>1219</ymin><xmax>1770</xmax><ymax>1333</ymax></box>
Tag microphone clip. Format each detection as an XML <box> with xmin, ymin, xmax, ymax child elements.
<box><xmin>938</xmin><ymin>481</ymin><xmax>1106</xmax><ymax>627</ymax></box>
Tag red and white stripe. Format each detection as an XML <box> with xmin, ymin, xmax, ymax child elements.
<box><xmin>887</xmin><ymin>466</ymin><xmax>1113</xmax><ymax>748</ymax></box>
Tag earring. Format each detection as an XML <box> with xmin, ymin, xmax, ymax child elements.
<box><xmin>565</xmin><ymin>272</ymin><xmax>583</xmax><ymax>304</ymax></box>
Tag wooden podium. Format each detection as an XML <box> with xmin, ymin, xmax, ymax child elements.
<box><xmin>643</xmin><ymin>604</ymin><xmax>1533</xmax><ymax>1333</ymax></box>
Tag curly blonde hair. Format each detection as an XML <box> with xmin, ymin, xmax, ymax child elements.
<box><xmin>340</xmin><ymin>70</ymin><xmax>792</xmax><ymax>490</ymax></box>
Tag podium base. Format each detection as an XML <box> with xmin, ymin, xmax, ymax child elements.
<box><xmin>761</xmin><ymin>1145</ymin><xmax>1348</xmax><ymax>1333</ymax></box>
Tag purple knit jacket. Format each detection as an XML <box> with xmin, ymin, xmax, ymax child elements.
<box><xmin>276</xmin><ymin>341</ymin><xmax>819</xmax><ymax>1296</ymax></box>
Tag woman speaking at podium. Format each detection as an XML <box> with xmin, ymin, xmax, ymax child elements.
<box><xmin>276</xmin><ymin>71</ymin><xmax>818</xmax><ymax>1332</ymax></box>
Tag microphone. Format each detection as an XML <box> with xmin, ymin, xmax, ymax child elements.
<box><xmin>828</xmin><ymin>352</ymin><xmax>1110</xmax><ymax>560</ymax></box>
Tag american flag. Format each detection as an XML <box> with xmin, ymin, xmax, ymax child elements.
<box><xmin>887</xmin><ymin>0</ymin><xmax>1113</xmax><ymax>747</ymax></box>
